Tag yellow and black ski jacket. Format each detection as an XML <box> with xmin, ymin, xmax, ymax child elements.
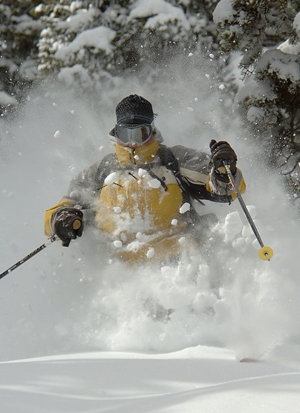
<box><xmin>45</xmin><ymin>141</ymin><xmax>245</xmax><ymax>260</ymax></box>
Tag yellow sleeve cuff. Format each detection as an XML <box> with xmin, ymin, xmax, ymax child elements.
<box><xmin>44</xmin><ymin>199</ymin><xmax>72</xmax><ymax>236</ymax></box>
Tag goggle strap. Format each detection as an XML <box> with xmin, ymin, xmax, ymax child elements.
<box><xmin>117</xmin><ymin>114</ymin><xmax>153</xmax><ymax>124</ymax></box>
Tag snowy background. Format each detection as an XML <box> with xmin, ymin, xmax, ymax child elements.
<box><xmin>1</xmin><ymin>4</ymin><xmax>300</xmax><ymax>410</ymax></box>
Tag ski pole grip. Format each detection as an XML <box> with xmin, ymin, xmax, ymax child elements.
<box><xmin>72</xmin><ymin>219</ymin><xmax>82</xmax><ymax>230</ymax></box>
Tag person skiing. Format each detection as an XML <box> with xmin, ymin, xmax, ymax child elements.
<box><xmin>44</xmin><ymin>94</ymin><xmax>246</xmax><ymax>262</ymax></box>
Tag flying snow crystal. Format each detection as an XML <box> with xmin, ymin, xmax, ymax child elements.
<box><xmin>188</xmin><ymin>52</ymin><xmax>193</xmax><ymax>57</ymax></box>
<box><xmin>178</xmin><ymin>236</ymin><xmax>186</xmax><ymax>245</ymax></box>
<box><xmin>242</xmin><ymin>224</ymin><xmax>252</xmax><ymax>237</ymax></box>
<box><xmin>138</xmin><ymin>168</ymin><xmax>147</xmax><ymax>177</ymax></box>
<box><xmin>219</xmin><ymin>84</ymin><xmax>225</xmax><ymax>90</ymax></box>
<box><xmin>146</xmin><ymin>248</ymin><xmax>155</xmax><ymax>259</ymax></box>
<box><xmin>113</xmin><ymin>207</ymin><xmax>121</xmax><ymax>213</ymax></box>
<box><xmin>171</xmin><ymin>219</ymin><xmax>178</xmax><ymax>226</ymax></box>
<box><xmin>126</xmin><ymin>240</ymin><xmax>141</xmax><ymax>251</ymax></box>
<box><xmin>223</xmin><ymin>211</ymin><xmax>243</xmax><ymax>241</ymax></box>
<box><xmin>104</xmin><ymin>172</ymin><xmax>118</xmax><ymax>185</ymax></box>
<box><xmin>54</xmin><ymin>130</ymin><xmax>62</xmax><ymax>139</ymax></box>
<box><xmin>187</xmin><ymin>107</ymin><xmax>194</xmax><ymax>112</ymax></box>
<box><xmin>134</xmin><ymin>154</ymin><xmax>140</xmax><ymax>161</ymax></box>
<box><xmin>148</xmin><ymin>179</ymin><xmax>161</xmax><ymax>188</ymax></box>
<box><xmin>179</xmin><ymin>202</ymin><xmax>190</xmax><ymax>214</ymax></box>
<box><xmin>113</xmin><ymin>240</ymin><xmax>122</xmax><ymax>248</ymax></box>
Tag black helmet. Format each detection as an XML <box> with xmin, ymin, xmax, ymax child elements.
<box><xmin>110</xmin><ymin>95</ymin><xmax>154</xmax><ymax>136</ymax></box>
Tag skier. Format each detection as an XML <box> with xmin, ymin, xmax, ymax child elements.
<box><xmin>44</xmin><ymin>94</ymin><xmax>246</xmax><ymax>262</ymax></box>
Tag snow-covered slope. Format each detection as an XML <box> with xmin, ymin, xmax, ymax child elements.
<box><xmin>1</xmin><ymin>345</ymin><xmax>300</xmax><ymax>413</ymax></box>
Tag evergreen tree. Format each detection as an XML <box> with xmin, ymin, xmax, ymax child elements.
<box><xmin>0</xmin><ymin>0</ymin><xmax>223</xmax><ymax>111</ymax></box>
<box><xmin>0</xmin><ymin>0</ymin><xmax>42</xmax><ymax>115</ymax></box>
<box><xmin>214</xmin><ymin>0</ymin><xmax>298</xmax><ymax>77</ymax></box>
<box><xmin>35</xmin><ymin>0</ymin><xmax>219</xmax><ymax>97</ymax></box>
<box><xmin>214</xmin><ymin>0</ymin><xmax>300</xmax><ymax>199</ymax></box>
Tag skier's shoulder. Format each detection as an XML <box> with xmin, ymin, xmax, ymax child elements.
<box><xmin>89</xmin><ymin>152</ymin><xmax>118</xmax><ymax>172</ymax></box>
<box><xmin>170</xmin><ymin>144</ymin><xmax>208</xmax><ymax>159</ymax></box>
<box><xmin>168</xmin><ymin>144</ymin><xmax>211</xmax><ymax>172</ymax></box>
<box><xmin>70</xmin><ymin>152</ymin><xmax>116</xmax><ymax>186</ymax></box>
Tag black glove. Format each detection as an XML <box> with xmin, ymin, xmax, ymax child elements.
<box><xmin>210</xmin><ymin>139</ymin><xmax>237</xmax><ymax>181</ymax></box>
<box><xmin>53</xmin><ymin>207</ymin><xmax>84</xmax><ymax>247</ymax></box>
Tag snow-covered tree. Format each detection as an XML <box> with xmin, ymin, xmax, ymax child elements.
<box><xmin>0</xmin><ymin>0</ymin><xmax>222</xmax><ymax>107</ymax></box>
<box><xmin>213</xmin><ymin>0</ymin><xmax>298</xmax><ymax>77</ymax></box>
<box><xmin>235</xmin><ymin>48</ymin><xmax>300</xmax><ymax>157</ymax></box>
<box><xmin>35</xmin><ymin>0</ymin><xmax>219</xmax><ymax>98</ymax></box>
<box><xmin>0</xmin><ymin>0</ymin><xmax>42</xmax><ymax>115</ymax></box>
<box><xmin>214</xmin><ymin>1</ymin><xmax>300</xmax><ymax>199</ymax></box>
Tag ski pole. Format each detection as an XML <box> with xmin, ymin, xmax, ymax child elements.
<box><xmin>223</xmin><ymin>161</ymin><xmax>273</xmax><ymax>261</ymax></box>
<box><xmin>0</xmin><ymin>235</ymin><xmax>57</xmax><ymax>280</ymax></box>
<box><xmin>0</xmin><ymin>217</ymin><xmax>83</xmax><ymax>280</ymax></box>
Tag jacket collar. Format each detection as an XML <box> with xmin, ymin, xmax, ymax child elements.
<box><xmin>115</xmin><ymin>141</ymin><xmax>160</xmax><ymax>165</ymax></box>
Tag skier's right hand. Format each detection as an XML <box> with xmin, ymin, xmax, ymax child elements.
<box><xmin>210</xmin><ymin>140</ymin><xmax>237</xmax><ymax>173</ymax></box>
<box><xmin>53</xmin><ymin>207</ymin><xmax>84</xmax><ymax>247</ymax></box>
<box><xmin>210</xmin><ymin>140</ymin><xmax>237</xmax><ymax>182</ymax></box>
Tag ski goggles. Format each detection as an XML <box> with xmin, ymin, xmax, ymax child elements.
<box><xmin>115</xmin><ymin>122</ymin><xmax>155</xmax><ymax>145</ymax></box>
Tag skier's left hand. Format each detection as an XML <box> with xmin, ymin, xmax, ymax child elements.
<box><xmin>210</xmin><ymin>140</ymin><xmax>237</xmax><ymax>178</ymax></box>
